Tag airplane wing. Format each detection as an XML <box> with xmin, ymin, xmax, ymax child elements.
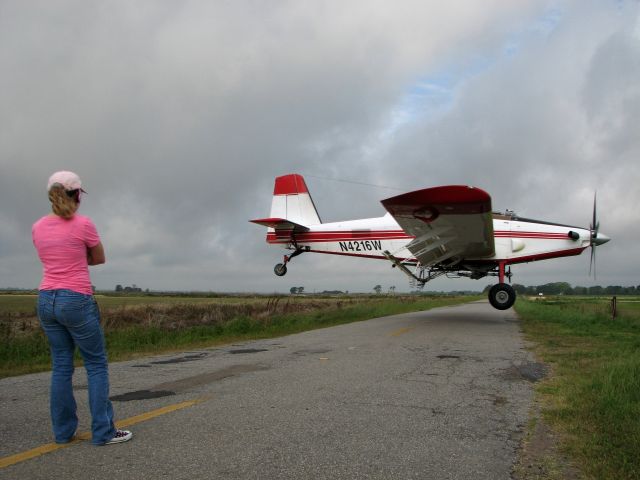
<box><xmin>380</xmin><ymin>185</ymin><xmax>495</xmax><ymax>266</ymax></box>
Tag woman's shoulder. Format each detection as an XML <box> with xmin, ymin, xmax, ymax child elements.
<box><xmin>73</xmin><ymin>214</ymin><xmax>100</xmax><ymax>235</ymax></box>
<box><xmin>33</xmin><ymin>214</ymin><xmax>96</xmax><ymax>228</ymax></box>
<box><xmin>72</xmin><ymin>214</ymin><xmax>95</xmax><ymax>224</ymax></box>
<box><xmin>32</xmin><ymin>214</ymin><xmax>57</xmax><ymax>228</ymax></box>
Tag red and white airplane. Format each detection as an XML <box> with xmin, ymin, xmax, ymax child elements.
<box><xmin>251</xmin><ymin>174</ymin><xmax>610</xmax><ymax>309</ymax></box>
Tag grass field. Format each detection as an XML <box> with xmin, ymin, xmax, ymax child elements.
<box><xmin>0</xmin><ymin>293</ymin><xmax>476</xmax><ymax>378</ymax></box>
<box><xmin>515</xmin><ymin>296</ymin><xmax>640</xmax><ymax>480</ymax></box>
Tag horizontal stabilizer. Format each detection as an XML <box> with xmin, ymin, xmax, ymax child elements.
<box><xmin>249</xmin><ymin>217</ymin><xmax>310</xmax><ymax>232</ymax></box>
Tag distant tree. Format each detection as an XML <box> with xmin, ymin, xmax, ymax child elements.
<box><xmin>298</xmin><ymin>286</ymin><xmax>304</xmax><ymax>294</ymax></box>
<box><xmin>573</xmin><ymin>286</ymin><xmax>588</xmax><ymax>295</ymax></box>
<box><xmin>290</xmin><ymin>287</ymin><xmax>298</xmax><ymax>294</ymax></box>
<box><xmin>605</xmin><ymin>285</ymin><xmax>623</xmax><ymax>295</ymax></box>
<box><xmin>557</xmin><ymin>283</ymin><xmax>572</xmax><ymax>295</ymax></box>
<box><xmin>476</xmin><ymin>282</ymin><xmax>638</xmax><ymax>297</ymax></box>
<box><xmin>537</xmin><ymin>282</ymin><xmax>572</xmax><ymax>295</ymax></box>
<box><xmin>115</xmin><ymin>284</ymin><xmax>123</xmax><ymax>292</ymax></box>
<box><xmin>373</xmin><ymin>285</ymin><xmax>382</xmax><ymax>294</ymax></box>
<box><xmin>388</xmin><ymin>286</ymin><xmax>396</xmax><ymax>294</ymax></box>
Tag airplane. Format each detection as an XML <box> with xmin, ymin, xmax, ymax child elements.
<box><xmin>250</xmin><ymin>174</ymin><xmax>610</xmax><ymax>310</ymax></box>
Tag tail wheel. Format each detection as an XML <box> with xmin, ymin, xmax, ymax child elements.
<box><xmin>488</xmin><ymin>283</ymin><xmax>516</xmax><ymax>310</ymax></box>
<box><xmin>274</xmin><ymin>263</ymin><xmax>287</xmax><ymax>276</ymax></box>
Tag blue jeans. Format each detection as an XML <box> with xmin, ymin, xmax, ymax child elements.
<box><xmin>37</xmin><ymin>290</ymin><xmax>116</xmax><ymax>445</ymax></box>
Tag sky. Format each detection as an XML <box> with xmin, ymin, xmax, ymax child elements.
<box><xmin>1</xmin><ymin>0</ymin><xmax>639</xmax><ymax>294</ymax></box>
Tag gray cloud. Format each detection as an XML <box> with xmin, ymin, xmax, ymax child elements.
<box><xmin>2</xmin><ymin>1</ymin><xmax>637</xmax><ymax>292</ymax></box>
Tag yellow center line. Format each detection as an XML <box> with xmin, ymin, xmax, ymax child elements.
<box><xmin>115</xmin><ymin>398</ymin><xmax>205</xmax><ymax>428</ymax></box>
<box><xmin>0</xmin><ymin>398</ymin><xmax>206</xmax><ymax>469</ymax></box>
<box><xmin>389</xmin><ymin>326</ymin><xmax>414</xmax><ymax>337</ymax></box>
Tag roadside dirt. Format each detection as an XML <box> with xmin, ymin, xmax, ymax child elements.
<box><xmin>513</xmin><ymin>400</ymin><xmax>582</xmax><ymax>480</ymax></box>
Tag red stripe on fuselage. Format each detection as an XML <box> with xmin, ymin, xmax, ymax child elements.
<box><xmin>266</xmin><ymin>230</ymin><xmax>411</xmax><ymax>244</ymax></box>
<box><xmin>494</xmin><ymin>231</ymin><xmax>573</xmax><ymax>239</ymax></box>
<box><xmin>306</xmin><ymin>250</ymin><xmax>399</xmax><ymax>260</ymax></box>
<box><xmin>299</xmin><ymin>247</ymin><xmax>587</xmax><ymax>265</ymax></box>
<box><xmin>267</xmin><ymin>229</ymin><xmax>575</xmax><ymax>244</ymax></box>
<box><xmin>504</xmin><ymin>247</ymin><xmax>588</xmax><ymax>264</ymax></box>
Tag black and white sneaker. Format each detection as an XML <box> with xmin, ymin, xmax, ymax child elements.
<box><xmin>105</xmin><ymin>430</ymin><xmax>132</xmax><ymax>445</ymax></box>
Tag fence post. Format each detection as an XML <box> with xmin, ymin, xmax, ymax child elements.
<box><xmin>611</xmin><ymin>296</ymin><xmax>617</xmax><ymax>320</ymax></box>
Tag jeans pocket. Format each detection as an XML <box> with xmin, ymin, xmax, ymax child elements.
<box><xmin>37</xmin><ymin>292</ymin><xmax>55</xmax><ymax>325</ymax></box>
<box><xmin>58</xmin><ymin>294</ymin><xmax>95</xmax><ymax>327</ymax></box>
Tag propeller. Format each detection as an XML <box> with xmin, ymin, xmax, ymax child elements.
<box><xmin>589</xmin><ymin>192</ymin><xmax>598</xmax><ymax>277</ymax></box>
<box><xmin>588</xmin><ymin>192</ymin><xmax>611</xmax><ymax>277</ymax></box>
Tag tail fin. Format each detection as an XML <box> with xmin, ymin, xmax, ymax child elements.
<box><xmin>269</xmin><ymin>174</ymin><xmax>321</xmax><ymax>225</ymax></box>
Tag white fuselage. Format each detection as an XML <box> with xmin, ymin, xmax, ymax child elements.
<box><xmin>267</xmin><ymin>212</ymin><xmax>596</xmax><ymax>266</ymax></box>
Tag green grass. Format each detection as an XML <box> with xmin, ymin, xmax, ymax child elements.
<box><xmin>0</xmin><ymin>294</ymin><xmax>476</xmax><ymax>378</ymax></box>
<box><xmin>515</xmin><ymin>297</ymin><xmax>640</xmax><ymax>480</ymax></box>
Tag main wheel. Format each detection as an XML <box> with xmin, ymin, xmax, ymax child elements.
<box><xmin>488</xmin><ymin>283</ymin><xmax>516</xmax><ymax>310</ymax></box>
<box><xmin>274</xmin><ymin>263</ymin><xmax>287</xmax><ymax>276</ymax></box>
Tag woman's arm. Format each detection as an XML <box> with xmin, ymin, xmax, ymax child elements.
<box><xmin>87</xmin><ymin>242</ymin><xmax>106</xmax><ymax>265</ymax></box>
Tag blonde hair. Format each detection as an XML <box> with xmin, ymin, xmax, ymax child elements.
<box><xmin>48</xmin><ymin>184</ymin><xmax>77</xmax><ymax>219</ymax></box>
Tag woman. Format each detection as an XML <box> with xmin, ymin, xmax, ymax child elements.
<box><xmin>32</xmin><ymin>170</ymin><xmax>132</xmax><ymax>445</ymax></box>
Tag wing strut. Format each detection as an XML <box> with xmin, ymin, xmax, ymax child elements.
<box><xmin>382</xmin><ymin>250</ymin><xmax>447</xmax><ymax>287</ymax></box>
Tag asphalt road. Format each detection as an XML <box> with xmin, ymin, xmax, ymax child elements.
<box><xmin>0</xmin><ymin>300</ymin><xmax>543</xmax><ymax>479</ymax></box>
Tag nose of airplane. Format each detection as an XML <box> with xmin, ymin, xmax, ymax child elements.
<box><xmin>593</xmin><ymin>232</ymin><xmax>611</xmax><ymax>246</ymax></box>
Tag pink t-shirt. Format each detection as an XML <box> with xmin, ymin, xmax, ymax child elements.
<box><xmin>32</xmin><ymin>214</ymin><xmax>101</xmax><ymax>295</ymax></box>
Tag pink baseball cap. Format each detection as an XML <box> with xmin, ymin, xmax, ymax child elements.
<box><xmin>47</xmin><ymin>171</ymin><xmax>87</xmax><ymax>193</ymax></box>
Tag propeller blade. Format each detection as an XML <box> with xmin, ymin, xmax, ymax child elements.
<box><xmin>589</xmin><ymin>191</ymin><xmax>598</xmax><ymax>278</ymax></box>
<box><xmin>593</xmin><ymin>192</ymin><xmax>597</xmax><ymax>227</ymax></box>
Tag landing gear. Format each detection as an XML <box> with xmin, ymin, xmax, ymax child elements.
<box><xmin>487</xmin><ymin>261</ymin><xmax>516</xmax><ymax>310</ymax></box>
<box><xmin>272</xmin><ymin>247</ymin><xmax>306</xmax><ymax>277</ymax></box>
<box><xmin>488</xmin><ymin>283</ymin><xmax>516</xmax><ymax>310</ymax></box>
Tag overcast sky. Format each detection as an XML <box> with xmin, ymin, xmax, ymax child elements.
<box><xmin>1</xmin><ymin>0</ymin><xmax>638</xmax><ymax>293</ymax></box>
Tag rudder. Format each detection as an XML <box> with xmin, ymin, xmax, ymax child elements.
<box><xmin>270</xmin><ymin>174</ymin><xmax>322</xmax><ymax>225</ymax></box>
